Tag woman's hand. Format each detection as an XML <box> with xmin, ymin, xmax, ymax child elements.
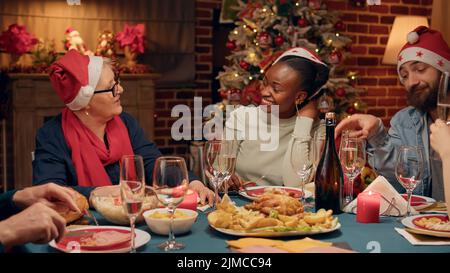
<box><xmin>189</xmin><ymin>180</ymin><xmax>215</xmax><ymax>206</ymax></box>
<box><xmin>430</xmin><ymin>119</ymin><xmax>450</xmax><ymax>159</ymax></box>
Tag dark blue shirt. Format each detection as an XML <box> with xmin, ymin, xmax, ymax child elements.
<box><xmin>32</xmin><ymin>112</ymin><xmax>197</xmax><ymax>198</ymax></box>
<box><xmin>0</xmin><ymin>190</ymin><xmax>19</xmax><ymax>221</ymax></box>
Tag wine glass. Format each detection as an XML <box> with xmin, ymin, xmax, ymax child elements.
<box><xmin>339</xmin><ymin>138</ymin><xmax>366</xmax><ymax>205</ymax></box>
<box><xmin>290</xmin><ymin>138</ymin><xmax>313</xmax><ymax>207</ymax></box>
<box><xmin>152</xmin><ymin>156</ymin><xmax>189</xmax><ymax>251</ymax></box>
<box><xmin>437</xmin><ymin>71</ymin><xmax>450</xmax><ymax>124</ymax></box>
<box><xmin>204</xmin><ymin>140</ymin><xmax>237</xmax><ymax>208</ymax></box>
<box><xmin>338</xmin><ymin>129</ymin><xmax>350</xmax><ymax>156</ymax></box>
<box><xmin>395</xmin><ymin>146</ymin><xmax>424</xmax><ymax>218</ymax></box>
<box><xmin>119</xmin><ymin>155</ymin><xmax>145</xmax><ymax>253</ymax></box>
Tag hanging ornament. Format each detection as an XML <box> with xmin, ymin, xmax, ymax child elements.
<box><xmin>353</xmin><ymin>101</ymin><xmax>363</xmax><ymax>111</ymax></box>
<box><xmin>297</xmin><ymin>18</ymin><xmax>308</xmax><ymax>28</ymax></box>
<box><xmin>328</xmin><ymin>49</ymin><xmax>343</xmax><ymax>64</ymax></box>
<box><xmin>334</xmin><ymin>21</ymin><xmax>345</xmax><ymax>31</ymax></box>
<box><xmin>346</xmin><ymin>106</ymin><xmax>356</xmax><ymax>115</ymax></box>
<box><xmin>335</xmin><ymin>87</ymin><xmax>346</xmax><ymax>97</ymax></box>
<box><xmin>286</xmin><ymin>26</ymin><xmax>295</xmax><ymax>35</ymax></box>
<box><xmin>228</xmin><ymin>88</ymin><xmax>242</xmax><ymax>105</ymax></box>
<box><xmin>318</xmin><ymin>94</ymin><xmax>335</xmax><ymax>113</ymax></box>
<box><xmin>219</xmin><ymin>89</ymin><xmax>228</xmax><ymax>100</ymax></box>
<box><xmin>239</xmin><ymin>60</ymin><xmax>250</xmax><ymax>70</ymax></box>
<box><xmin>308</xmin><ymin>0</ymin><xmax>322</xmax><ymax>10</ymax></box>
<box><xmin>274</xmin><ymin>35</ymin><xmax>284</xmax><ymax>47</ymax></box>
<box><xmin>257</xmin><ymin>32</ymin><xmax>272</xmax><ymax>49</ymax></box>
<box><xmin>226</xmin><ymin>40</ymin><xmax>237</xmax><ymax>51</ymax></box>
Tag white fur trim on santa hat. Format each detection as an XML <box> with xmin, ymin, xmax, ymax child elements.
<box><xmin>397</xmin><ymin>47</ymin><xmax>450</xmax><ymax>76</ymax></box>
<box><xmin>407</xmin><ymin>31</ymin><xmax>420</xmax><ymax>44</ymax></box>
<box><xmin>273</xmin><ymin>47</ymin><xmax>327</xmax><ymax>67</ymax></box>
<box><xmin>66</xmin><ymin>55</ymin><xmax>103</xmax><ymax>111</ymax></box>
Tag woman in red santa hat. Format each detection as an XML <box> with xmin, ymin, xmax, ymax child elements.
<box><xmin>32</xmin><ymin>49</ymin><xmax>214</xmax><ymax>205</ymax></box>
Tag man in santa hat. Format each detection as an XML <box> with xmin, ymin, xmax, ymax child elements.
<box><xmin>335</xmin><ymin>26</ymin><xmax>450</xmax><ymax>200</ymax></box>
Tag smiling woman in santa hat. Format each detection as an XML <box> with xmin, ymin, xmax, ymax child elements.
<box><xmin>32</xmin><ymin>49</ymin><xmax>214</xmax><ymax>205</ymax></box>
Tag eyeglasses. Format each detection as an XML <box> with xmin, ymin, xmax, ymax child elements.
<box><xmin>94</xmin><ymin>75</ymin><xmax>121</xmax><ymax>97</ymax></box>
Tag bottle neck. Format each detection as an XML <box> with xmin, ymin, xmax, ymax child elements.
<box><xmin>325</xmin><ymin>118</ymin><xmax>336</xmax><ymax>149</ymax></box>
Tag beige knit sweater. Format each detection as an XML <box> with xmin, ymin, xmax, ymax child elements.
<box><xmin>225</xmin><ymin>106</ymin><xmax>325</xmax><ymax>187</ymax></box>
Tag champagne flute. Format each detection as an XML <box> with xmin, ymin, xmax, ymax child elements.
<box><xmin>437</xmin><ymin>71</ymin><xmax>450</xmax><ymax>124</ymax></box>
<box><xmin>153</xmin><ymin>156</ymin><xmax>189</xmax><ymax>251</ymax></box>
<box><xmin>120</xmin><ymin>155</ymin><xmax>145</xmax><ymax>253</ymax></box>
<box><xmin>395</xmin><ymin>146</ymin><xmax>424</xmax><ymax>218</ymax></box>
<box><xmin>204</xmin><ymin>140</ymin><xmax>237</xmax><ymax>209</ymax></box>
<box><xmin>290</xmin><ymin>138</ymin><xmax>313</xmax><ymax>207</ymax></box>
<box><xmin>340</xmin><ymin>138</ymin><xmax>366</xmax><ymax>205</ymax></box>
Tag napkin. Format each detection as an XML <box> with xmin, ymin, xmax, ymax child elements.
<box><xmin>343</xmin><ymin>175</ymin><xmax>417</xmax><ymax>216</ymax></box>
<box><xmin>395</xmin><ymin>228</ymin><xmax>450</xmax><ymax>245</ymax></box>
<box><xmin>197</xmin><ymin>203</ymin><xmax>211</xmax><ymax>212</ymax></box>
<box><xmin>227</xmin><ymin>237</ymin><xmax>342</xmax><ymax>253</ymax></box>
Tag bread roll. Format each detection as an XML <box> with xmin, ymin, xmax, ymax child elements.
<box><xmin>54</xmin><ymin>190</ymin><xmax>89</xmax><ymax>223</ymax></box>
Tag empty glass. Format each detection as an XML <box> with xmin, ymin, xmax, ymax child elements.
<box><xmin>152</xmin><ymin>156</ymin><xmax>189</xmax><ymax>251</ymax></box>
<box><xmin>395</xmin><ymin>146</ymin><xmax>424</xmax><ymax>218</ymax></box>
<box><xmin>291</xmin><ymin>138</ymin><xmax>314</xmax><ymax>207</ymax></box>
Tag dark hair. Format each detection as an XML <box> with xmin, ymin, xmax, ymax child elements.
<box><xmin>277</xmin><ymin>56</ymin><xmax>329</xmax><ymax>108</ymax></box>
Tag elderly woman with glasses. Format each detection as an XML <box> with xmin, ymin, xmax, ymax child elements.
<box><xmin>32</xmin><ymin>50</ymin><xmax>214</xmax><ymax>205</ymax></box>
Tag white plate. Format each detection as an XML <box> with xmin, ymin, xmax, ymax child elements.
<box><xmin>239</xmin><ymin>186</ymin><xmax>312</xmax><ymax>201</ymax></box>
<box><xmin>49</xmin><ymin>226</ymin><xmax>151</xmax><ymax>253</ymax></box>
<box><xmin>400</xmin><ymin>194</ymin><xmax>436</xmax><ymax>210</ymax></box>
<box><xmin>401</xmin><ymin>214</ymin><xmax>450</xmax><ymax>238</ymax></box>
<box><xmin>210</xmin><ymin>223</ymin><xmax>341</xmax><ymax>237</ymax></box>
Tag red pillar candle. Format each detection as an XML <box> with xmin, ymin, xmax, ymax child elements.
<box><xmin>178</xmin><ymin>189</ymin><xmax>198</xmax><ymax>211</ymax></box>
<box><xmin>356</xmin><ymin>191</ymin><xmax>381</xmax><ymax>223</ymax></box>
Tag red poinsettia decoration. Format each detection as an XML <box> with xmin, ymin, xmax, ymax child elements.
<box><xmin>0</xmin><ymin>24</ymin><xmax>38</xmax><ymax>55</ymax></box>
<box><xmin>115</xmin><ymin>23</ymin><xmax>145</xmax><ymax>54</ymax></box>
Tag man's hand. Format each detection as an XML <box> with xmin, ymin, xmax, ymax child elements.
<box><xmin>12</xmin><ymin>183</ymin><xmax>80</xmax><ymax>214</ymax></box>
<box><xmin>335</xmin><ymin>114</ymin><xmax>381</xmax><ymax>139</ymax></box>
<box><xmin>189</xmin><ymin>180</ymin><xmax>215</xmax><ymax>206</ymax></box>
<box><xmin>0</xmin><ymin>203</ymin><xmax>67</xmax><ymax>248</ymax></box>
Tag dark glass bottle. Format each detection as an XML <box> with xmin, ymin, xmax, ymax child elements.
<box><xmin>314</xmin><ymin>112</ymin><xmax>344</xmax><ymax>214</ymax></box>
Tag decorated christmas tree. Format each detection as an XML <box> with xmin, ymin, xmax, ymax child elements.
<box><xmin>216</xmin><ymin>0</ymin><xmax>366</xmax><ymax>120</ymax></box>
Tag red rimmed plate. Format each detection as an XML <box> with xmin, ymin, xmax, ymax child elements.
<box><xmin>400</xmin><ymin>194</ymin><xmax>435</xmax><ymax>210</ymax></box>
<box><xmin>412</xmin><ymin>215</ymin><xmax>450</xmax><ymax>232</ymax></box>
<box><xmin>239</xmin><ymin>186</ymin><xmax>312</xmax><ymax>201</ymax></box>
<box><xmin>49</xmin><ymin>226</ymin><xmax>151</xmax><ymax>253</ymax></box>
<box><xmin>401</xmin><ymin>214</ymin><xmax>450</xmax><ymax>238</ymax></box>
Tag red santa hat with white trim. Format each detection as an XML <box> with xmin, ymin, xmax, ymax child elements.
<box><xmin>49</xmin><ymin>49</ymin><xmax>103</xmax><ymax>111</ymax></box>
<box><xmin>397</xmin><ymin>26</ymin><xmax>450</xmax><ymax>76</ymax></box>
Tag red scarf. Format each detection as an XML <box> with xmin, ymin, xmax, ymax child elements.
<box><xmin>62</xmin><ymin>108</ymin><xmax>134</xmax><ymax>187</ymax></box>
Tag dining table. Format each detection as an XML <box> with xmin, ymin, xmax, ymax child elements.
<box><xmin>21</xmin><ymin>194</ymin><xmax>450</xmax><ymax>253</ymax></box>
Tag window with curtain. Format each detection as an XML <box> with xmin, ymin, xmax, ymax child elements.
<box><xmin>0</xmin><ymin>0</ymin><xmax>195</xmax><ymax>86</ymax></box>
